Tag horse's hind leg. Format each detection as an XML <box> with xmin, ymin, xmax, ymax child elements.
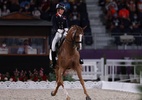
<box><xmin>76</xmin><ymin>66</ymin><xmax>91</xmax><ymax>100</ymax></box>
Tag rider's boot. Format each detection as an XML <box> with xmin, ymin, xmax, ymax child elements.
<box><xmin>50</xmin><ymin>51</ymin><xmax>57</xmax><ymax>69</ymax></box>
<box><xmin>79</xmin><ymin>58</ymin><xmax>84</xmax><ymax>64</ymax></box>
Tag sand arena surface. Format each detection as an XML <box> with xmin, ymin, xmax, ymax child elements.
<box><xmin>0</xmin><ymin>89</ymin><xmax>141</xmax><ymax>100</ymax></box>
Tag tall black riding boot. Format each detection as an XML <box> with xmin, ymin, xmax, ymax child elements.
<box><xmin>51</xmin><ymin>51</ymin><xmax>57</xmax><ymax>69</ymax></box>
<box><xmin>79</xmin><ymin>58</ymin><xmax>84</xmax><ymax>64</ymax></box>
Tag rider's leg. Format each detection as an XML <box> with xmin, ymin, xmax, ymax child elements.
<box><xmin>51</xmin><ymin>31</ymin><xmax>62</xmax><ymax>68</ymax></box>
<box><xmin>51</xmin><ymin>51</ymin><xmax>57</xmax><ymax>67</ymax></box>
<box><xmin>78</xmin><ymin>51</ymin><xmax>84</xmax><ymax>64</ymax></box>
<box><xmin>79</xmin><ymin>58</ymin><xmax>84</xmax><ymax>64</ymax></box>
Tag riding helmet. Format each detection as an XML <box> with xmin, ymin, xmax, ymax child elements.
<box><xmin>56</xmin><ymin>3</ymin><xmax>66</xmax><ymax>10</ymax></box>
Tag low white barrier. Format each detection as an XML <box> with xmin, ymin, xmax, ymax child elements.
<box><xmin>72</xmin><ymin>58</ymin><xmax>104</xmax><ymax>80</ymax></box>
<box><xmin>105</xmin><ymin>59</ymin><xmax>142</xmax><ymax>82</ymax></box>
<box><xmin>70</xmin><ymin>58</ymin><xmax>142</xmax><ymax>82</ymax></box>
<box><xmin>72</xmin><ymin>61</ymin><xmax>97</xmax><ymax>80</ymax></box>
<box><xmin>102</xmin><ymin>81</ymin><xmax>141</xmax><ymax>93</ymax></box>
<box><xmin>0</xmin><ymin>81</ymin><xmax>102</xmax><ymax>89</ymax></box>
<box><xmin>0</xmin><ymin>81</ymin><xmax>141</xmax><ymax>93</ymax></box>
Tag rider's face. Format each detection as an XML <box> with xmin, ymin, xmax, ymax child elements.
<box><xmin>58</xmin><ymin>9</ymin><xmax>65</xmax><ymax>15</ymax></box>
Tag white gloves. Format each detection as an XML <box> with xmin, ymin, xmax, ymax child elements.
<box><xmin>64</xmin><ymin>28</ymin><xmax>68</xmax><ymax>32</ymax></box>
<box><xmin>57</xmin><ymin>29</ymin><xmax>64</xmax><ymax>34</ymax></box>
<box><xmin>63</xmin><ymin>31</ymin><xmax>68</xmax><ymax>37</ymax></box>
<box><xmin>57</xmin><ymin>28</ymin><xmax>68</xmax><ymax>37</ymax></box>
<box><xmin>63</xmin><ymin>28</ymin><xmax>68</xmax><ymax>36</ymax></box>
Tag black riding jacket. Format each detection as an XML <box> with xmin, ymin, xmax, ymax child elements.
<box><xmin>51</xmin><ymin>13</ymin><xmax>68</xmax><ymax>33</ymax></box>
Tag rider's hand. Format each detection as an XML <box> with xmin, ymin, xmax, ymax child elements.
<box><xmin>64</xmin><ymin>28</ymin><xmax>68</xmax><ymax>32</ymax></box>
<box><xmin>63</xmin><ymin>28</ymin><xmax>68</xmax><ymax>36</ymax></box>
<box><xmin>57</xmin><ymin>29</ymin><xmax>64</xmax><ymax>34</ymax></box>
<box><xmin>63</xmin><ymin>31</ymin><xmax>68</xmax><ymax>36</ymax></box>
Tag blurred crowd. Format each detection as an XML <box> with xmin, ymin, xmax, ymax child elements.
<box><xmin>0</xmin><ymin>0</ymin><xmax>93</xmax><ymax>46</ymax></box>
<box><xmin>99</xmin><ymin>0</ymin><xmax>142</xmax><ymax>46</ymax></box>
<box><xmin>99</xmin><ymin>0</ymin><xmax>142</xmax><ymax>34</ymax></box>
<box><xmin>0</xmin><ymin>68</ymin><xmax>48</xmax><ymax>82</ymax></box>
<box><xmin>0</xmin><ymin>0</ymin><xmax>89</xmax><ymax>28</ymax></box>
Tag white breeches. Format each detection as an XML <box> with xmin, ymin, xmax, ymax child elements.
<box><xmin>52</xmin><ymin>29</ymin><xmax>64</xmax><ymax>51</ymax></box>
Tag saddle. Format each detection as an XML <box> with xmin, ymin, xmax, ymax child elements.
<box><xmin>56</xmin><ymin>35</ymin><xmax>65</xmax><ymax>52</ymax></box>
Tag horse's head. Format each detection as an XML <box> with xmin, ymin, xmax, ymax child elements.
<box><xmin>66</xmin><ymin>25</ymin><xmax>86</xmax><ymax>50</ymax></box>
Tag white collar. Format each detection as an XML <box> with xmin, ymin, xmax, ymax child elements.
<box><xmin>57</xmin><ymin>13</ymin><xmax>62</xmax><ymax>17</ymax></box>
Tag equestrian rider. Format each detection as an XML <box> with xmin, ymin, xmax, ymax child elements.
<box><xmin>50</xmin><ymin>3</ymin><xmax>69</xmax><ymax>68</ymax></box>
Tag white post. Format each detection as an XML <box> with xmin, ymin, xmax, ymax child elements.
<box><xmin>104</xmin><ymin>65</ymin><xmax>109</xmax><ymax>81</ymax></box>
<box><xmin>140</xmin><ymin>71</ymin><xmax>142</xmax><ymax>84</ymax></box>
<box><xmin>112</xmin><ymin>65</ymin><xmax>115</xmax><ymax>81</ymax></box>
<box><xmin>100</xmin><ymin>58</ymin><xmax>104</xmax><ymax>81</ymax></box>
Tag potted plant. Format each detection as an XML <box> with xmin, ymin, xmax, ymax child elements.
<box><xmin>48</xmin><ymin>71</ymin><xmax>75</xmax><ymax>82</ymax></box>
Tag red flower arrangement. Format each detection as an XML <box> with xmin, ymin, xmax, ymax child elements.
<box><xmin>0</xmin><ymin>68</ymin><xmax>48</xmax><ymax>82</ymax></box>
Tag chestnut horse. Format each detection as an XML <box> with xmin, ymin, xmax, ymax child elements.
<box><xmin>51</xmin><ymin>25</ymin><xmax>91</xmax><ymax>100</ymax></box>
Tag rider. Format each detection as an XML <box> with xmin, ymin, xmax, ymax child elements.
<box><xmin>50</xmin><ymin>3</ymin><xmax>69</xmax><ymax>68</ymax></box>
<box><xmin>50</xmin><ymin>3</ymin><xmax>84</xmax><ymax>69</ymax></box>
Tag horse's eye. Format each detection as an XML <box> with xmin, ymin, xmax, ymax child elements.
<box><xmin>76</xmin><ymin>36</ymin><xmax>79</xmax><ymax>38</ymax></box>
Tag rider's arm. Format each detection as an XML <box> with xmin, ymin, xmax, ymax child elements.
<box><xmin>51</xmin><ymin>15</ymin><xmax>58</xmax><ymax>33</ymax></box>
<box><xmin>63</xmin><ymin>17</ymin><xmax>69</xmax><ymax>36</ymax></box>
<box><xmin>64</xmin><ymin>17</ymin><xmax>69</xmax><ymax>30</ymax></box>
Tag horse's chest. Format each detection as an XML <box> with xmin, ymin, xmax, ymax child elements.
<box><xmin>66</xmin><ymin>57</ymin><xmax>79</xmax><ymax>67</ymax></box>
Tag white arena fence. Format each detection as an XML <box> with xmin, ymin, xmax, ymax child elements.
<box><xmin>0</xmin><ymin>58</ymin><xmax>142</xmax><ymax>93</ymax></box>
<box><xmin>72</xmin><ymin>58</ymin><xmax>104</xmax><ymax>80</ymax></box>
<box><xmin>105</xmin><ymin>59</ymin><xmax>142</xmax><ymax>82</ymax></box>
<box><xmin>71</xmin><ymin>58</ymin><xmax>142</xmax><ymax>83</ymax></box>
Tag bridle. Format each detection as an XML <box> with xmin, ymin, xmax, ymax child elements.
<box><xmin>65</xmin><ymin>28</ymin><xmax>83</xmax><ymax>48</ymax></box>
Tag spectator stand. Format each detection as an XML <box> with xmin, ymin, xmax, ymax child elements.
<box><xmin>0</xmin><ymin>0</ymin><xmax>93</xmax><ymax>74</ymax></box>
<box><xmin>0</xmin><ymin>0</ymin><xmax>92</xmax><ymax>47</ymax></box>
<box><xmin>101</xmin><ymin>0</ymin><xmax>142</xmax><ymax>49</ymax></box>
<box><xmin>0</xmin><ymin>12</ymin><xmax>52</xmax><ymax>74</ymax></box>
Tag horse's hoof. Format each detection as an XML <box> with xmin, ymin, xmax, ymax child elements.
<box><xmin>51</xmin><ymin>91</ymin><xmax>55</xmax><ymax>96</ymax></box>
<box><xmin>86</xmin><ymin>96</ymin><xmax>91</xmax><ymax>100</ymax></box>
<box><xmin>66</xmin><ymin>96</ymin><xmax>70</xmax><ymax>100</ymax></box>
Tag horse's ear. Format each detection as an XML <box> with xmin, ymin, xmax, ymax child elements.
<box><xmin>82</xmin><ymin>25</ymin><xmax>87</xmax><ymax>30</ymax></box>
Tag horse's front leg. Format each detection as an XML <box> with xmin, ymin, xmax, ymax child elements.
<box><xmin>76</xmin><ymin>65</ymin><xmax>91</xmax><ymax>100</ymax></box>
<box><xmin>51</xmin><ymin>68</ymin><xmax>64</xmax><ymax>96</ymax></box>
